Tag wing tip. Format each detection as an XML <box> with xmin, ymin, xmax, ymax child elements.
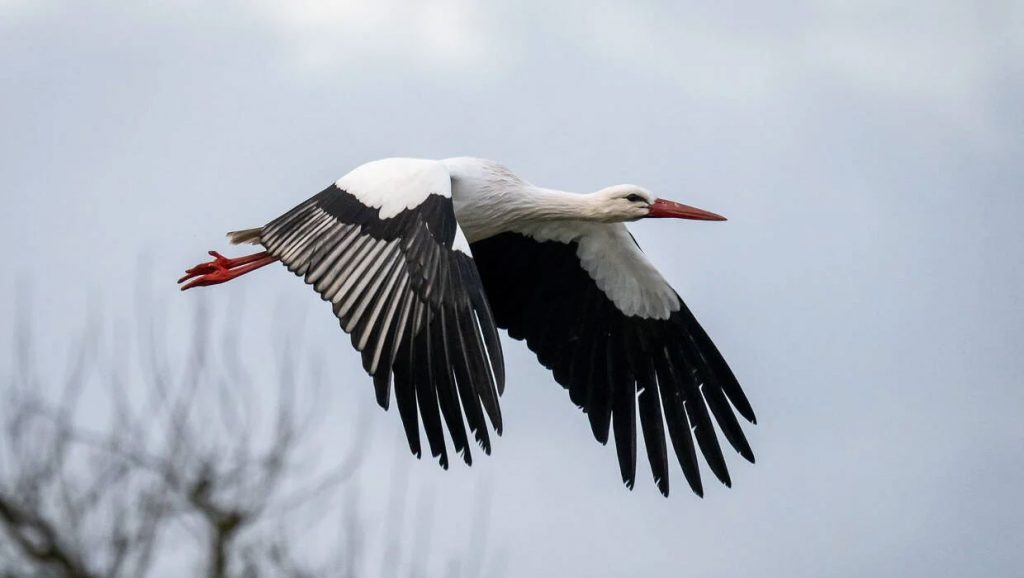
<box><xmin>590</xmin><ymin>416</ymin><xmax>611</xmax><ymax>445</ymax></box>
<box><xmin>740</xmin><ymin>446</ymin><xmax>756</xmax><ymax>464</ymax></box>
<box><xmin>373</xmin><ymin>372</ymin><xmax>391</xmax><ymax>409</ymax></box>
<box><xmin>713</xmin><ymin>468</ymin><xmax>733</xmax><ymax>488</ymax></box>
<box><xmin>475</xmin><ymin>434</ymin><xmax>492</xmax><ymax>455</ymax></box>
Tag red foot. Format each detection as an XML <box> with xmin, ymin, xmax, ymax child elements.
<box><xmin>178</xmin><ymin>250</ymin><xmax>278</xmax><ymax>291</ymax></box>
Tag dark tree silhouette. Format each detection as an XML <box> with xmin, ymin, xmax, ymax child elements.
<box><xmin>0</xmin><ymin>270</ymin><xmax>504</xmax><ymax>578</ymax></box>
<box><xmin>0</xmin><ymin>287</ymin><xmax>381</xmax><ymax>577</ymax></box>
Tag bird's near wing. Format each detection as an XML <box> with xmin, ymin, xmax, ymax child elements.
<box><xmin>258</xmin><ymin>159</ymin><xmax>504</xmax><ymax>468</ymax></box>
<box><xmin>470</xmin><ymin>222</ymin><xmax>755</xmax><ymax>496</ymax></box>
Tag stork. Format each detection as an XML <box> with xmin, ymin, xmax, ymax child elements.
<box><xmin>178</xmin><ymin>157</ymin><xmax>755</xmax><ymax>496</ymax></box>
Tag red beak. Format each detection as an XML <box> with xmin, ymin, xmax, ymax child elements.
<box><xmin>647</xmin><ymin>199</ymin><xmax>727</xmax><ymax>221</ymax></box>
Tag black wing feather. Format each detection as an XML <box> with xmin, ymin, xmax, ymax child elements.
<box><xmin>471</xmin><ymin>231</ymin><xmax>754</xmax><ymax>496</ymax></box>
<box><xmin>260</xmin><ymin>185</ymin><xmax>504</xmax><ymax>467</ymax></box>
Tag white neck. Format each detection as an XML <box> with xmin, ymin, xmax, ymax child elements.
<box><xmin>444</xmin><ymin>157</ymin><xmax>615</xmax><ymax>242</ymax></box>
<box><xmin>455</xmin><ymin>185</ymin><xmax>601</xmax><ymax>242</ymax></box>
<box><xmin>517</xmin><ymin>186</ymin><xmax>601</xmax><ymax>221</ymax></box>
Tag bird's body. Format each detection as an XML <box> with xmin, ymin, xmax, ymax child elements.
<box><xmin>180</xmin><ymin>157</ymin><xmax>756</xmax><ymax>496</ymax></box>
<box><xmin>443</xmin><ymin>157</ymin><xmax>684</xmax><ymax>319</ymax></box>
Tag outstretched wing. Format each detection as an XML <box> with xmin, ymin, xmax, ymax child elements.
<box><xmin>259</xmin><ymin>158</ymin><xmax>504</xmax><ymax>468</ymax></box>
<box><xmin>470</xmin><ymin>222</ymin><xmax>755</xmax><ymax>496</ymax></box>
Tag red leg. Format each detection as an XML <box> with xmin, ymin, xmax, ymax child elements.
<box><xmin>178</xmin><ymin>250</ymin><xmax>278</xmax><ymax>291</ymax></box>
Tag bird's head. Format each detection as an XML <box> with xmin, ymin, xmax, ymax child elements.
<box><xmin>593</xmin><ymin>185</ymin><xmax>727</xmax><ymax>223</ymax></box>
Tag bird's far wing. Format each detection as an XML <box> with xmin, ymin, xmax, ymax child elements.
<box><xmin>470</xmin><ymin>222</ymin><xmax>755</xmax><ymax>496</ymax></box>
<box><xmin>258</xmin><ymin>159</ymin><xmax>504</xmax><ymax>468</ymax></box>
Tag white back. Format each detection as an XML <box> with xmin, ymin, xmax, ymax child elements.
<box><xmin>339</xmin><ymin>156</ymin><xmax>681</xmax><ymax>319</ymax></box>
<box><xmin>336</xmin><ymin>158</ymin><xmax>452</xmax><ymax>219</ymax></box>
<box><xmin>443</xmin><ymin>157</ymin><xmax>682</xmax><ymax>320</ymax></box>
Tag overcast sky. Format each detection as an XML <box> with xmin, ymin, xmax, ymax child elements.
<box><xmin>2</xmin><ymin>1</ymin><xmax>1023</xmax><ymax>576</ymax></box>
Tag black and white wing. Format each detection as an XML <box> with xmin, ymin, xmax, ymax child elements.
<box><xmin>470</xmin><ymin>222</ymin><xmax>755</xmax><ymax>496</ymax></box>
<box><xmin>257</xmin><ymin>158</ymin><xmax>504</xmax><ymax>468</ymax></box>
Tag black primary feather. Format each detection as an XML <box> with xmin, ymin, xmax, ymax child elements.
<box><xmin>471</xmin><ymin>231</ymin><xmax>754</xmax><ymax>497</ymax></box>
<box><xmin>260</xmin><ymin>185</ymin><xmax>504</xmax><ymax>468</ymax></box>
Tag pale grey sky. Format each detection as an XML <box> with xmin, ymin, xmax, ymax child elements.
<box><xmin>2</xmin><ymin>1</ymin><xmax>1023</xmax><ymax>576</ymax></box>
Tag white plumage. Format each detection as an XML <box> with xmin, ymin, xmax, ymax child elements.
<box><xmin>338</xmin><ymin>157</ymin><xmax>452</xmax><ymax>218</ymax></box>
<box><xmin>179</xmin><ymin>156</ymin><xmax>754</xmax><ymax>497</ymax></box>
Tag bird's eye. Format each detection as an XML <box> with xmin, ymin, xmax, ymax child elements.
<box><xmin>626</xmin><ymin>193</ymin><xmax>645</xmax><ymax>203</ymax></box>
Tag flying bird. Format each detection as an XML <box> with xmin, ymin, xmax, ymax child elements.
<box><xmin>178</xmin><ymin>157</ymin><xmax>755</xmax><ymax>496</ymax></box>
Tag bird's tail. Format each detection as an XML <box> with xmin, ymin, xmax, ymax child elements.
<box><xmin>226</xmin><ymin>228</ymin><xmax>262</xmax><ymax>245</ymax></box>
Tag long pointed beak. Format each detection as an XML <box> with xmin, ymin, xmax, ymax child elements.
<box><xmin>647</xmin><ymin>198</ymin><xmax>727</xmax><ymax>221</ymax></box>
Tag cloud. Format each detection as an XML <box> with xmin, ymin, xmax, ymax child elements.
<box><xmin>565</xmin><ymin>2</ymin><xmax>790</xmax><ymax>103</ymax></box>
<box><xmin>558</xmin><ymin>0</ymin><xmax>1019</xmax><ymax>139</ymax></box>
<box><xmin>239</xmin><ymin>0</ymin><xmax>1018</xmax><ymax>142</ymax></box>
<box><xmin>802</xmin><ymin>3</ymin><xmax>1013</xmax><ymax>117</ymax></box>
<box><xmin>0</xmin><ymin>0</ymin><xmax>50</xmax><ymax>21</ymax></box>
<box><xmin>248</xmin><ymin>0</ymin><xmax>502</xmax><ymax>75</ymax></box>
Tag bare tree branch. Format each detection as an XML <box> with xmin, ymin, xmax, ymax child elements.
<box><xmin>0</xmin><ymin>277</ymin><xmax>498</xmax><ymax>577</ymax></box>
